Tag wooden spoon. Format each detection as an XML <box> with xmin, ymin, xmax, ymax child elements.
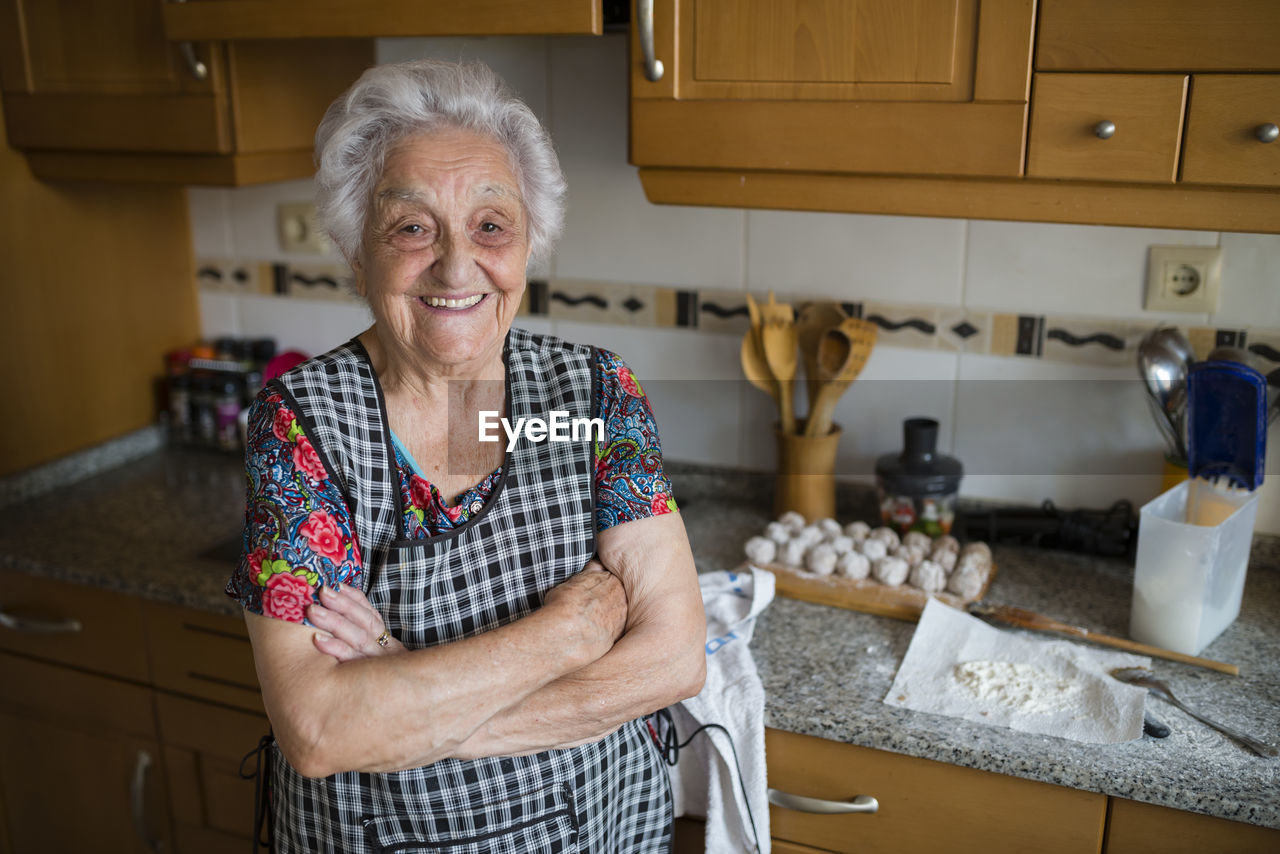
<box><xmin>805</xmin><ymin>317</ymin><xmax>877</xmax><ymax>437</ymax></box>
<box><xmin>757</xmin><ymin>292</ymin><xmax>798</xmax><ymax>434</ymax></box>
<box><xmin>796</xmin><ymin>301</ymin><xmax>848</xmax><ymax>423</ymax></box>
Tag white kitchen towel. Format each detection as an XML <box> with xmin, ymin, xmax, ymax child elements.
<box><xmin>669</xmin><ymin>567</ymin><xmax>775</xmax><ymax>854</ymax></box>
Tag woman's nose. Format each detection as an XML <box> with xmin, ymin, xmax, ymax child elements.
<box><xmin>431</xmin><ymin>230</ymin><xmax>477</xmax><ymax>286</ymax></box>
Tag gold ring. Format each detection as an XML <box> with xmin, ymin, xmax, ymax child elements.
<box><xmin>376</xmin><ymin>629</ymin><xmax>391</xmax><ymax>648</ymax></box>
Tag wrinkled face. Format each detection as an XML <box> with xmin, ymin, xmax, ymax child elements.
<box><xmin>355</xmin><ymin>127</ymin><xmax>529</xmax><ymax>373</ymax></box>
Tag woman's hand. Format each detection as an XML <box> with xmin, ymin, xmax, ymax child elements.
<box><xmin>543</xmin><ymin>560</ymin><xmax>628</xmax><ymax>664</ymax></box>
<box><xmin>307</xmin><ymin>583</ymin><xmax>406</xmax><ymax>661</ymax></box>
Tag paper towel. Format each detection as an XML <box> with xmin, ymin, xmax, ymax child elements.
<box><xmin>884</xmin><ymin>599</ymin><xmax>1150</xmax><ymax>744</ymax></box>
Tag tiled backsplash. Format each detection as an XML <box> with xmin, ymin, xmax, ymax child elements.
<box><xmin>188</xmin><ymin>34</ymin><xmax>1280</xmax><ymax>534</ymax></box>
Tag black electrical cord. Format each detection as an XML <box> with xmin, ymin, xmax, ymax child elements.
<box><xmin>238</xmin><ymin>732</ymin><xmax>275</xmax><ymax>853</ymax></box>
<box><xmin>650</xmin><ymin>707</ymin><xmax>762</xmax><ymax>854</ymax></box>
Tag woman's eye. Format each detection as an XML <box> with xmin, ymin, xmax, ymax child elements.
<box><xmin>400</xmin><ymin>224</ymin><xmax>424</xmax><ymax>235</ymax></box>
<box><xmin>479</xmin><ymin>222</ymin><xmax>500</xmax><ymax>234</ymax></box>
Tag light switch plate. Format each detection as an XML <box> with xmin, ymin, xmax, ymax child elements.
<box><xmin>1144</xmin><ymin>245</ymin><xmax>1222</xmax><ymax>313</ymax></box>
<box><xmin>277</xmin><ymin>202</ymin><xmax>330</xmax><ymax>254</ymax></box>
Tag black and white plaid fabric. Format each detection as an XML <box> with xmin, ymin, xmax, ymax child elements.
<box><xmin>270</xmin><ymin>327</ymin><xmax>672</xmax><ymax>852</ymax></box>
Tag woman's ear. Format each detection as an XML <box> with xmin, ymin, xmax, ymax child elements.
<box><xmin>350</xmin><ymin>255</ymin><xmax>367</xmax><ymax>299</ymax></box>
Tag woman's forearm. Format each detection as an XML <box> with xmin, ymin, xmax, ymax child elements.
<box><xmin>451</xmin><ymin>614</ymin><xmax>706</xmax><ymax>758</ymax></box>
<box><xmin>249</xmin><ymin>569</ymin><xmax>625</xmax><ymax>777</ymax></box>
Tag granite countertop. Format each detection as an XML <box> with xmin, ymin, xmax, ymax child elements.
<box><xmin>2</xmin><ymin>444</ymin><xmax>1278</xmax><ymax>829</ymax></box>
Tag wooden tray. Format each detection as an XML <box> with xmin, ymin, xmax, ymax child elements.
<box><xmin>750</xmin><ymin>560</ymin><xmax>997</xmax><ymax>622</ymax></box>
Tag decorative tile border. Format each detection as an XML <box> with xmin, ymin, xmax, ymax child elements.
<box><xmin>194</xmin><ymin>259</ymin><xmax>1280</xmax><ymax>372</ymax></box>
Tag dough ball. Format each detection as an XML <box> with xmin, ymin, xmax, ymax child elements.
<box><xmin>902</xmin><ymin>531</ymin><xmax>933</xmax><ymax>552</ymax></box>
<box><xmin>868</xmin><ymin>526</ymin><xmax>901</xmax><ymax>549</ymax></box>
<box><xmin>836</xmin><ymin>551</ymin><xmax>871</xmax><ymax>580</ymax></box>
<box><xmin>894</xmin><ymin>543</ymin><xmax>926</xmax><ymax>567</ymax></box>
<box><xmin>909</xmin><ymin>559</ymin><xmax>947</xmax><ymax>593</ymax></box>
<box><xmin>828</xmin><ymin>535</ymin><xmax>855</xmax><ymax>555</ymax></box>
<box><xmin>778</xmin><ymin>511</ymin><xmax>807</xmax><ymax>532</ymax></box>
<box><xmin>796</xmin><ymin>525</ymin><xmax>826</xmax><ymax>546</ymax></box>
<box><xmin>817</xmin><ymin>517</ymin><xmax>844</xmax><ymax>538</ymax></box>
<box><xmin>872</xmin><ymin>555</ymin><xmax>910</xmax><ymax>587</ymax></box>
<box><xmin>956</xmin><ymin>551</ymin><xmax>992</xmax><ymax>574</ymax></box>
<box><xmin>961</xmin><ymin>541</ymin><xmax>992</xmax><ymax>562</ymax></box>
<box><xmin>744</xmin><ymin>536</ymin><xmax>777</xmax><ymax>565</ymax></box>
<box><xmin>933</xmin><ymin>535</ymin><xmax>961</xmax><ymax>555</ymax></box>
<box><xmin>843</xmin><ymin>520</ymin><xmax>872</xmax><ymax>542</ymax></box>
<box><xmin>947</xmin><ymin>562</ymin><xmax>988</xmax><ymax>600</ymax></box>
<box><xmin>806</xmin><ymin>543</ymin><xmax>838</xmax><ymax>576</ymax></box>
<box><xmin>764</xmin><ymin>521</ymin><xmax>792</xmax><ymax>545</ymax></box>
<box><xmin>860</xmin><ymin>538</ymin><xmax>889</xmax><ymax>561</ymax></box>
<box><xmin>930</xmin><ymin>547</ymin><xmax>958</xmax><ymax>572</ymax></box>
<box><xmin>779</xmin><ymin>539</ymin><xmax>808</xmax><ymax>567</ymax></box>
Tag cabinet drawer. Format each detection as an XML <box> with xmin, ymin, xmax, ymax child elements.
<box><xmin>0</xmin><ymin>570</ymin><xmax>149</xmax><ymax>682</ymax></box>
<box><xmin>1182</xmin><ymin>76</ymin><xmax>1280</xmax><ymax>188</ymax></box>
<box><xmin>1103</xmin><ymin>797</ymin><xmax>1280</xmax><ymax>853</ymax></box>
<box><xmin>146</xmin><ymin>601</ymin><xmax>263</xmax><ymax>712</ymax></box>
<box><xmin>766</xmin><ymin>729</ymin><xmax>1106</xmax><ymax>854</ymax></box>
<box><xmin>1028</xmin><ymin>74</ymin><xmax>1187</xmax><ymax>183</ymax></box>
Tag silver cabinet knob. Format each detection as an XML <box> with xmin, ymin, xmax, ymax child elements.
<box><xmin>1094</xmin><ymin>120</ymin><xmax>1116</xmax><ymax>139</ymax></box>
<box><xmin>1256</xmin><ymin>123</ymin><xmax>1279</xmax><ymax>143</ymax></box>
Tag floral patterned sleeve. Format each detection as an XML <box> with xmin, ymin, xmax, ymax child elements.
<box><xmin>593</xmin><ymin>349</ymin><xmax>677</xmax><ymax>530</ymax></box>
<box><xmin>225</xmin><ymin>387</ymin><xmax>363</xmax><ymax>623</ymax></box>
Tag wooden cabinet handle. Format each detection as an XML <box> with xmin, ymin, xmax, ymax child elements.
<box><xmin>131</xmin><ymin>750</ymin><xmax>165</xmax><ymax>851</ymax></box>
<box><xmin>637</xmin><ymin>0</ymin><xmax>664</xmax><ymax>82</ymax></box>
<box><xmin>767</xmin><ymin>788</ymin><xmax>879</xmax><ymax>814</ymax></box>
<box><xmin>1256</xmin><ymin>123</ymin><xmax>1279</xmax><ymax>144</ymax></box>
<box><xmin>0</xmin><ymin>609</ymin><xmax>82</xmax><ymax>634</ymax></box>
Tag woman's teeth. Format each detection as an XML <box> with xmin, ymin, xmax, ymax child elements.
<box><xmin>423</xmin><ymin>294</ymin><xmax>484</xmax><ymax>309</ymax></box>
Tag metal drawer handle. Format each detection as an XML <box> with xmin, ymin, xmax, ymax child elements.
<box><xmin>0</xmin><ymin>609</ymin><xmax>82</xmax><ymax>634</ymax></box>
<box><xmin>1094</xmin><ymin>120</ymin><xmax>1116</xmax><ymax>140</ymax></box>
<box><xmin>131</xmin><ymin>750</ymin><xmax>165</xmax><ymax>851</ymax></box>
<box><xmin>1256</xmin><ymin>123</ymin><xmax>1279</xmax><ymax>144</ymax></box>
<box><xmin>172</xmin><ymin>0</ymin><xmax>208</xmax><ymax>81</ymax></box>
<box><xmin>768</xmin><ymin>788</ymin><xmax>879</xmax><ymax>815</ymax></box>
<box><xmin>638</xmin><ymin>0</ymin><xmax>664</xmax><ymax>82</ymax></box>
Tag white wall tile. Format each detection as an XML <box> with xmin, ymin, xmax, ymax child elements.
<box><xmin>747</xmin><ymin>212</ymin><xmax>965</xmax><ymax>305</ymax></box>
<box><xmin>233</xmin><ymin>293</ymin><xmax>372</xmax><ymax>357</ymax></box>
<box><xmin>952</xmin><ymin>353</ymin><xmax>1166</xmax><ymax>509</ymax></box>
<box><xmin>1211</xmin><ymin>233</ymin><xmax>1280</xmax><ymax>328</ymax></box>
<box><xmin>198</xmin><ymin>291</ymin><xmax>241</xmax><ymax>338</ymax></box>
<box><xmin>547</xmin><ymin>35</ymin><xmax>745</xmax><ymax>288</ymax></box>
<box><xmin>225</xmin><ymin>179</ymin><xmax>345</xmax><ymax>264</ymax></box>
<box><xmin>186</xmin><ymin>188</ymin><xmax>233</xmax><ymax>258</ymax></box>
<box><xmin>965</xmin><ymin>221</ymin><xmax>1218</xmax><ymax>320</ymax></box>
<box><xmin>553</xmin><ymin>321</ymin><xmax>744</xmax><ymax>468</ymax></box>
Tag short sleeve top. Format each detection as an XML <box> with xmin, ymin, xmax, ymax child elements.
<box><xmin>225</xmin><ymin>347</ymin><xmax>676</xmax><ymax>622</ymax></box>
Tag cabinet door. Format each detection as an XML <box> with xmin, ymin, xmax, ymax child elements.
<box><xmin>0</xmin><ymin>0</ymin><xmax>231</xmax><ymax>153</ymax></box>
<box><xmin>1103</xmin><ymin>797</ymin><xmax>1280</xmax><ymax>854</ymax></box>
<box><xmin>1181</xmin><ymin>75</ymin><xmax>1280</xmax><ymax>188</ymax></box>
<box><xmin>0</xmin><ymin>653</ymin><xmax>171</xmax><ymax>853</ymax></box>
<box><xmin>163</xmin><ymin>0</ymin><xmax>604</xmax><ymax>39</ymax></box>
<box><xmin>631</xmin><ymin>0</ymin><xmax>1034</xmax><ymax>178</ymax></box>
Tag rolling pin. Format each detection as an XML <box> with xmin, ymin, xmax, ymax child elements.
<box><xmin>967</xmin><ymin>602</ymin><xmax>1239</xmax><ymax>676</ymax></box>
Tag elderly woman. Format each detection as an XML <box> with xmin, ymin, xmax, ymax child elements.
<box><xmin>226</xmin><ymin>59</ymin><xmax>706</xmax><ymax>852</ymax></box>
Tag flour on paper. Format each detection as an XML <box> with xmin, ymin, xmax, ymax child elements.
<box><xmin>953</xmin><ymin>660</ymin><xmax>1085</xmax><ymax>715</ymax></box>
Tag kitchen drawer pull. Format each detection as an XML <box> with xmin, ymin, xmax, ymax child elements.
<box><xmin>1094</xmin><ymin>120</ymin><xmax>1116</xmax><ymax>140</ymax></box>
<box><xmin>638</xmin><ymin>0</ymin><xmax>664</xmax><ymax>82</ymax></box>
<box><xmin>767</xmin><ymin>788</ymin><xmax>879</xmax><ymax>815</ymax></box>
<box><xmin>130</xmin><ymin>749</ymin><xmax>164</xmax><ymax>851</ymax></box>
<box><xmin>172</xmin><ymin>1</ymin><xmax>208</xmax><ymax>81</ymax></box>
<box><xmin>0</xmin><ymin>609</ymin><xmax>82</xmax><ymax>634</ymax></box>
<box><xmin>1256</xmin><ymin>123</ymin><xmax>1279</xmax><ymax>144</ymax></box>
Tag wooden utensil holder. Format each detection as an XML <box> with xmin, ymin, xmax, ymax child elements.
<box><xmin>775</xmin><ymin>423</ymin><xmax>841</xmax><ymax>521</ymax></box>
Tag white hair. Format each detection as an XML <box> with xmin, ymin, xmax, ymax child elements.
<box><xmin>314</xmin><ymin>59</ymin><xmax>566</xmax><ymax>269</ymax></box>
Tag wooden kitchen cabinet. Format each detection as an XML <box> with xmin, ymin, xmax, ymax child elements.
<box><xmin>1181</xmin><ymin>76</ymin><xmax>1280</xmax><ymax>188</ymax></box>
<box><xmin>765</xmin><ymin>728</ymin><xmax>1106</xmax><ymax>854</ymax></box>
<box><xmin>162</xmin><ymin>0</ymin><xmax>605</xmax><ymax>39</ymax></box>
<box><xmin>1103</xmin><ymin>797</ymin><xmax>1280</xmax><ymax>854</ymax></box>
<box><xmin>631</xmin><ymin>0</ymin><xmax>1035</xmax><ymax>179</ymax></box>
<box><xmin>0</xmin><ymin>0</ymin><xmax>373</xmax><ymax>185</ymax></box>
<box><xmin>0</xmin><ymin>652</ymin><xmax>172</xmax><ymax>853</ymax></box>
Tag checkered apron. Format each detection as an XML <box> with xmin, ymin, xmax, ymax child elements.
<box><xmin>268</xmin><ymin>327</ymin><xmax>672</xmax><ymax>853</ymax></box>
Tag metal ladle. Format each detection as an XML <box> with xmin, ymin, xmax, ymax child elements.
<box><xmin>1137</xmin><ymin>328</ymin><xmax>1194</xmax><ymax>461</ymax></box>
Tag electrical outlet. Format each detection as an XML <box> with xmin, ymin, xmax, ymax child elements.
<box><xmin>277</xmin><ymin>202</ymin><xmax>330</xmax><ymax>254</ymax></box>
<box><xmin>1144</xmin><ymin>245</ymin><xmax>1223</xmax><ymax>313</ymax></box>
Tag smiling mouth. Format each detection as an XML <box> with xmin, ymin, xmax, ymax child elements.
<box><xmin>420</xmin><ymin>294</ymin><xmax>485</xmax><ymax>310</ymax></box>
